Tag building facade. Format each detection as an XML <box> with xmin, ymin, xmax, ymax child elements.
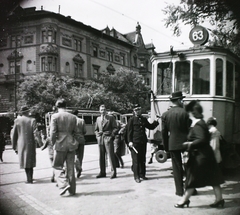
<box><xmin>0</xmin><ymin>6</ymin><xmax>155</xmax><ymax>112</ymax></box>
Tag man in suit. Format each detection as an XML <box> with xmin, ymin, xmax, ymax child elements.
<box><xmin>161</xmin><ymin>91</ymin><xmax>190</xmax><ymax>196</ymax></box>
<box><xmin>127</xmin><ymin>104</ymin><xmax>159</xmax><ymax>183</ymax></box>
<box><xmin>50</xmin><ymin>99</ymin><xmax>78</xmax><ymax>196</ymax></box>
<box><xmin>95</xmin><ymin>104</ymin><xmax>118</xmax><ymax>179</ymax></box>
<box><xmin>11</xmin><ymin>106</ymin><xmax>39</xmax><ymax>184</ymax></box>
<box><xmin>72</xmin><ymin>109</ymin><xmax>86</xmax><ymax>178</ymax></box>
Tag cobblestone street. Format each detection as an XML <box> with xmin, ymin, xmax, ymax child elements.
<box><xmin>0</xmin><ymin>144</ymin><xmax>240</xmax><ymax>215</ymax></box>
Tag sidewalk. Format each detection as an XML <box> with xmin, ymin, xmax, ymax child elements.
<box><xmin>0</xmin><ymin>144</ymin><xmax>240</xmax><ymax>215</ymax></box>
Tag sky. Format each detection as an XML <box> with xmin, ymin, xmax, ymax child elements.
<box><xmin>20</xmin><ymin>0</ymin><xmax>194</xmax><ymax>53</ymax></box>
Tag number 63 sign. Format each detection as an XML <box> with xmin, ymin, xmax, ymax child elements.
<box><xmin>189</xmin><ymin>25</ymin><xmax>209</xmax><ymax>45</ymax></box>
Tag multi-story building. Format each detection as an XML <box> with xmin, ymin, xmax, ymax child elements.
<box><xmin>0</xmin><ymin>6</ymin><xmax>155</xmax><ymax>113</ymax></box>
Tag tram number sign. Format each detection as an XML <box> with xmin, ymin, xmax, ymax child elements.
<box><xmin>189</xmin><ymin>26</ymin><xmax>209</xmax><ymax>45</ymax></box>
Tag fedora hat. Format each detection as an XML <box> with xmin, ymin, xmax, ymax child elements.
<box><xmin>169</xmin><ymin>91</ymin><xmax>185</xmax><ymax>100</ymax></box>
<box><xmin>20</xmin><ymin>105</ymin><xmax>30</xmax><ymax>113</ymax></box>
<box><xmin>132</xmin><ymin>104</ymin><xmax>141</xmax><ymax>110</ymax></box>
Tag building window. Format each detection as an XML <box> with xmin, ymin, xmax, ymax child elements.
<box><xmin>120</xmin><ymin>54</ymin><xmax>125</xmax><ymax>66</ymax></box>
<box><xmin>41</xmin><ymin>56</ymin><xmax>57</xmax><ymax>72</ymax></box>
<box><xmin>175</xmin><ymin>61</ymin><xmax>190</xmax><ymax>94</ymax></box>
<box><xmin>9</xmin><ymin>61</ymin><xmax>20</xmax><ymax>74</ymax></box>
<box><xmin>0</xmin><ymin>63</ymin><xmax>4</xmax><ymax>74</ymax></box>
<box><xmin>93</xmin><ymin>46</ymin><xmax>98</xmax><ymax>57</ymax></box>
<box><xmin>226</xmin><ymin>61</ymin><xmax>234</xmax><ymax>98</ymax></box>
<box><xmin>133</xmin><ymin>55</ymin><xmax>137</xmax><ymax>67</ymax></box>
<box><xmin>146</xmin><ymin>78</ymin><xmax>150</xmax><ymax>86</ymax></box>
<box><xmin>26</xmin><ymin>60</ymin><xmax>32</xmax><ymax>71</ymax></box>
<box><xmin>92</xmin><ymin>65</ymin><xmax>100</xmax><ymax>79</ymax></box>
<box><xmin>74</xmin><ymin>63</ymin><xmax>83</xmax><ymax>78</ymax></box>
<box><xmin>42</xmin><ymin>30</ymin><xmax>56</xmax><ymax>43</ymax></box>
<box><xmin>11</xmin><ymin>35</ymin><xmax>21</xmax><ymax>48</ymax></box>
<box><xmin>193</xmin><ymin>59</ymin><xmax>210</xmax><ymax>94</ymax></box>
<box><xmin>107</xmin><ymin>51</ymin><xmax>113</xmax><ymax>62</ymax></box>
<box><xmin>65</xmin><ymin>62</ymin><xmax>70</xmax><ymax>73</ymax></box>
<box><xmin>74</xmin><ymin>39</ymin><xmax>82</xmax><ymax>52</ymax></box>
<box><xmin>0</xmin><ymin>38</ymin><xmax>7</xmax><ymax>47</ymax></box>
<box><xmin>24</xmin><ymin>35</ymin><xmax>33</xmax><ymax>44</ymax></box>
<box><xmin>9</xmin><ymin>89</ymin><xmax>14</xmax><ymax>102</ymax></box>
<box><xmin>62</xmin><ymin>37</ymin><xmax>72</xmax><ymax>47</ymax></box>
<box><xmin>216</xmin><ymin>58</ymin><xmax>223</xmax><ymax>96</ymax></box>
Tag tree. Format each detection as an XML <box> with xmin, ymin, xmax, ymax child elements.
<box><xmin>163</xmin><ymin>0</ymin><xmax>240</xmax><ymax>56</ymax></box>
<box><xmin>98</xmin><ymin>68</ymin><xmax>150</xmax><ymax>113</ymax></box>
<box><xmin>17</xmin><ymin>68</ymin><xmax>150</xmax><ymax>115</ymax></box>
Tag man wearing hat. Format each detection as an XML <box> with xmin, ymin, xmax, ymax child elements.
<box><xmin>127</xmin><ymin>104</ymin><xmax>159</xmax><ymax>183</ymax></box>
<box><xmin>11</xmin><ymin>105</ymin><xmax>39</xmax><ymax>183</ymax></box>
<box><xmin>161</xmin><ymin>91</ymin><xmax>191</xmax><ymax>196</ymax></box>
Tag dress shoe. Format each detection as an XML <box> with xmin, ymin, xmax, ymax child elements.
<box><xmin>140</xmin><ymin>176</ymin><xmax>148</xmax><ymax>180</ymax></box>
<box><xmin>110</xmin><ymin>174</ymin><xmax>116</xmax><ymax>179</ymax></box>
<box><xmin>59</xmin><ymin>185</ymin><xmax>70</xmax><ymax>196</ymax></box>
<box><xmin>174</xmin><ymin>200</ymin><xmax>190</xmax><ymax>208</ymax></box>
<box><xmin>148</xmin><ymin>159</ymin><xmax>153</xmax><ymax>164</ymax></box>
<box><xmin>210</xmin><ymin>199</ymin><xmax>225</xmax><ymax>208</ymax></box>
<box><xmin>96</xmin><ymin>174</ymin><xmax>106</xmax><ymax>178</ymax></box>
<box><xmin>192</xmin><ymin>189</ymin><xmax>198</xmax><ymax>196</ymax></box>
<box><xmin>25</xmin><ymin>181</ymin><xmax>33</xmax><ymax>184</ymax></box>
<box><xmin>51</xmin><ymin>176</ymin><xmax>55</xmax><ymax>183</ymax></box>
<box><xmin>135</xmin><ymin>178</ymin><xmax>141</xmax><ymax>183</ymax></box>
<box><xmin>77</xmin><ymin>170</ymin><xmax>82</xmax><ymax>178</ymax></box>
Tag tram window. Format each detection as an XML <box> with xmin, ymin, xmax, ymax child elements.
<box><xmin>226</xmin><ymin>61</ymin><xmax>234</xmax><ymax>98</ymax></box>
<box><xmin>235</xmin><ymin>64</ymin><xmax>240</xmax><ymax>100</ymax></box>
<box><xmin>157</xmin><ymin>62</ymin><xmax>172</xmax><ymax>95</ymax></box>
<box><xmin>93</xmin><ymin>116</ymin><xmax>98</xmax><ymax>123</ymax></box>
<box><xmin>193</xmin><ymin>59</ymin><xmax>210</xmax><ymax>94</ymax></box>
<box><xmin>83</xmin><ymin>115</ymin><xmax>92</xmax><ymax>124</ymax></box>
<box><xmin>175</xmin><ymin>61</ymin><xmax>190</xmax><ymax>94</ymax></box>
<box><xmin>216</xmin><ymin>59</ymin><xmax>224</xmax><ymax>96</ymax></box>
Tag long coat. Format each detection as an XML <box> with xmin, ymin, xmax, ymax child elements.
<box><xmin>11</xmin><ymin>115</ymin><xmax>38</xmax><ymax>169</ymax></box>
<box><xmin>185</xmin><ymin>119</ymin><xmax>224</xmax><ymax>188</ymax></box>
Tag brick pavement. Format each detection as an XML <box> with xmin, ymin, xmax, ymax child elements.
<box><xmin>0</xmin><ymin>144</ymin><xmax>240</xmax><ymax>215</ymax></box>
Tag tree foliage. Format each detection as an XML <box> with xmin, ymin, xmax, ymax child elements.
<box><xmin>163</xmin><ymin>0</ymin><xmax>240</xmax><ymax>56</ymax></box>
<box><xmin>17</xmin><ymin>68</ymin><xmax>150</xmax><ymax>116</ymax></box>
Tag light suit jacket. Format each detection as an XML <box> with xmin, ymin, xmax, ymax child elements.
<box><xmin>50</xmin><ymin>110</ymin><xmax>78</xmax><ymax>151</ymax></box>
<box><xmin>95</xmin><ymin>114</ymin><xmax>118</xmax><ymax>145</ymax></box>
<box><xmin>74</xmin><ymin>117</ymin><xmax>86</xmax><ymax>145</ymax></box>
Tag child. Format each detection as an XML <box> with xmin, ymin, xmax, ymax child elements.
<box><xmin>41</xmin><ymin>129</ymin><xmax>55</xmax><ymax>182</ymax></box>
<box><xmin>207</xmin><ymin>117</ymin><xmax>222</xmax><ymax>164</ymax></box>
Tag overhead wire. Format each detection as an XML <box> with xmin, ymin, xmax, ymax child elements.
<box><xmin>87</xmin><ymin>0</ymin><xmax>189</xmax><ymax>48</ymax></box>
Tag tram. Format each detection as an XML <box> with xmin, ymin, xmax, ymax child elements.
<box><xmin>45</xmin><ymin>108</ymin><xmax>121</xmax><ymax>144</ymax></box>
<box><xmin>148</xmin><ymin>26</ymin><xmax>240</xmax><ymax>163</ymax></box>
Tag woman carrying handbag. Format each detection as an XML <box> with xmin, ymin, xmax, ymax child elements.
<box><xmin>175</xmin><ymin>100</ymin><xmax>225</xmax><ymax>208</ymax></box>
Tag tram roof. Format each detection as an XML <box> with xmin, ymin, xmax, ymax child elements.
<box><xmin>151</xmin><ymin>46</ymin><xmax>240</xmax><ymax>62</ymax></box>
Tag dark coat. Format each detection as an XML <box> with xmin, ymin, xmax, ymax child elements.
<box><xmin>127</xmin><ymin>115</ymin><xmax>158</xmax><ymax>144</ymax></box>
<box><xmin>161</xmin><ymin>106</ymin><xmax>190</xmax><ymax>151</ymax></box>
<box><xmin>11</xmin><ymin>115</ymin><xmax>38</xmax><ymax>169</ymax></box>
<box><xmin>185</xmin><ymin>119</ymin><xmax>224</xmax><ymax>188</ymax></box>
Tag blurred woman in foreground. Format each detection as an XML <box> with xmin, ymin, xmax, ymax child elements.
<box><xmin>175</xmin><ymin>100</ymin><xmax>224</xmax><ymax>208</ymax></box>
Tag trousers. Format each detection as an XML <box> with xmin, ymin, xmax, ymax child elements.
<box><xmin>53</xmin><ymin>150</ymin><xmax>76</xmax><ymax>195</ymax></box>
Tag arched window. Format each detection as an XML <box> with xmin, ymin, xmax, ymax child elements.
<box><xmin>27</xmin><ymin>60</ymin><xmax>32</xmax><ymax>71</ymax></box>
<box><xmin>65</xmin><ymin>62</ymin><xmax>70</xmax><ymax>73</ymax></box>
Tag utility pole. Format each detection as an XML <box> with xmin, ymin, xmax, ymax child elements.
<box><xmin>14</xmin><ymin>39</ymin><xmax>17</xmax><ymax>116</ymax></box>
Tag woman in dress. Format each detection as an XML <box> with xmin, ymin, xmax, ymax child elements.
<box><xmin>207</xmin><ymin>117</ymin><xmax>222</xmax><ymax>164</ymax></box>
<box><xmin>174</xmin><ymin>100</ymin><xmax>224</xmax><ymax>208</ymax></box>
